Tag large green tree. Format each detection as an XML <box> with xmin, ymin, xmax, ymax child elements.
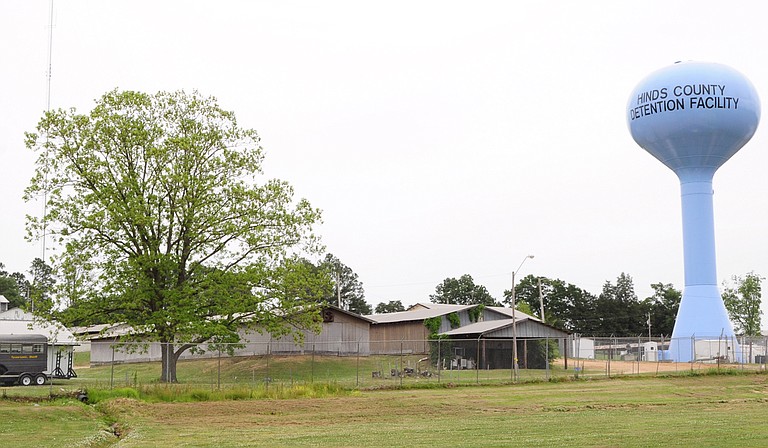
<box><xmin>430</xmin><ymin>274</ymin><xmax>498</xmax><ymax>306</ymax></box>
<box><xmin>25</xmin><ymin>89</ymin><xmax>326</xmax><ymax>382</ymax></box>
<box><xmin>642</xmin><ymin>282</ymin><xmax>681</xmax><ymax>337</ymax></box>
<box><xmin>722</xmin><ymin>272</ymin><xmax>763</xmax><ymax>336</ymax></box>
<box><xmin>321</xmin><ymin>254</ymin><xmax>371</xmax><ymax>315</ymax></box>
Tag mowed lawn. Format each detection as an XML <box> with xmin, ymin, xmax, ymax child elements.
<box><xmin>4</xmin><ymin>373</ymin><xmax>768</xmax><ymax>447</ymax></box>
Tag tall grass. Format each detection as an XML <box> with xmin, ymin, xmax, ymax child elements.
<box><xmin>83</xmin><ymin>381</ymin><xmax>353</xmax><ymax>404</ymax></box>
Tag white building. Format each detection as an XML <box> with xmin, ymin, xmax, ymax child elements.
<box><xmin>0</xmin><ymin>307</ymin><xmax>79</xmax><ymax>377</ymax></box>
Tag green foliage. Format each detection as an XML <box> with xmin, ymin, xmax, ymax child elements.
<box><xmin>524</xmin><ymin>339</ymin><xmax>560</xmax><ymax>369</ymax></box>
<box><xmin>642</xmin><ymin>283</ymin><xmax>681</xmax><ymax>337</ymax></box>
<box><xmin>86</xmin><ymin>387</ymin><xmax>140</xmax><ymax>403</ymax></box>
<box><xmin>86</xmin><ymin>382</ymin><xmax>352</xmax><ymax>404</ymax></box>
<box><xmin>423</xmin><ymin>316</ymin><xmax>452</xmax><ymax>365</ymax></box>
<box><xmin>27</xmin><ymin>258</ymin><xmax>55</xmax><ymax>314</ymax></box>
<box><xmin>447</xmin><ymin>312</ymin><xmax>460</xmax><ymax>329</ymax></box>
<box><xmin>722</xmin><ymin>272</ymin><xmax>764</xmax><ymax>336</ymax></box>
<box><xmin>506</xmin><ymin>275</ymin><xmax>596</xmax><ymax>333</ymax></box>
<box><xmin>506</xmin><ymin>273</ymin><xmax>683</xmax><ymax>337</ymax></box>
<box><xmin>515</xmin><ymin>301</ymin><xmax>534</xmax><ymax>316</ymax></box>
<box><xmin>424</xmin><ymin>316</ymin><xmax>442</xmax><ymax>335</ymax></box>
<box><xmin>0</xmin><ymin>262</ymin><xmax>27</xmax><ymax>309</ymax></box>
<box><xmin>320</xmin><ymin>254</ymin><xmax>371</xmax><ymax>315</ymax></box>
<box><xmin>375</xmin><ymin>300</ymin><xmax>405</xmax><ymax>314</ymax></box>
<box><xmin>592</xmin><ymin>273</ymin><xmax>646</xmax><ymax>336</ymax></box>
<box><xmin>427</xmin><ymin>334</ymin><xmax>453</xmax><ymax>366</ymax></box>
<box><xmin>430</xmin><ymin>274</ymin><xmax>498</xmax><ymax>306</ymax></box>
<box><xmin>468</xmin><ymin>304</ymin><xmax>484</xmax><ymax>323</ymax></box>
<box><xmin>24</xmin><ymin>89</ymin><xmax>326</xmax><ymax>382</ymax></box>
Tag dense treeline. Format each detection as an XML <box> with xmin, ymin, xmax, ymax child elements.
<box><xmin>506</xmin><ymin>273</ymin><xmax>682</xmax><ymax>337</ymax></box>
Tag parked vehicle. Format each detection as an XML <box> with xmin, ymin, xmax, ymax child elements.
<box><xmin>0</xmin><ymin>334</ymin><xmax>49</xmax><ymax>386</ymax></box>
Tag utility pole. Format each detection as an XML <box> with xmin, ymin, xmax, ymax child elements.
<box><xmin>538</xmin><ymin>277</ymin><xmax>545</xmax><ymax>323</ymax></box>
<box><xmin>647</xmin><ymin>312</ymin><xmax>652</xmax><ymax>340</ymax></box>
<box><xmin>511</xmin><ymin>255</ymin><xmax>534</xmax><ymax>382</ymax></box>
<box><xmin>336</xmin><ymin>271</ymin><xmax>341</xmax><ymax>308</ymax></box>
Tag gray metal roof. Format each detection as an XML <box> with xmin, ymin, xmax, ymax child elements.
<box><xmin>366</xmin><ymin>303</ymin><xmax>476</xmax><ymax>324</ymax></box>
<box><xmin>439</xmin><ymin>319</ymin><xmax>516</xmax><ymax>336</ymax></box>
<box><xmin>486</xmin><ymin>306</ymin><xmax>540</xmax><ymax>322</ymax></box>
<box><xmin>439</xmin><ymin>315</ymin><xmax>570</xmax><ymax>338</ymax></box>
<box><xmin>326</xmin><ymin>305</ymin><xmax>376</xmax><ymax>323</ymax></box>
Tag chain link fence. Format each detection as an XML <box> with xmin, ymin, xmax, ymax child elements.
<box><xmin>89</xmin><ymin>335</ymin><xmax>768</xmax><ymax>390</ymax></box>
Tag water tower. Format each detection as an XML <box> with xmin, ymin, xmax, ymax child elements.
<box><xmin>627</xmin><ymin>61</ymin><xmax>760</xmax><ymax>362</ymax></box>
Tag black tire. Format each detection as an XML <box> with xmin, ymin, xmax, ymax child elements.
<box><xmin>20</xmin><ymin>374</ymin><xmax>33</xmax><ymax>386</ymax></box>
<box><xmin>34</xmin><ymin>374</ymin><xmax>47</xmax><ymax>386</ymax></box>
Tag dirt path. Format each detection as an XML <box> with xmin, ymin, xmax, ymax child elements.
<box><xmin>558</xmin><ymin>358</ymin><xmax>756</xmax><ymax>375</ymax></box>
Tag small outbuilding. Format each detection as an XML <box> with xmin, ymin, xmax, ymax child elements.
<box><xmin>439</xmin><ymin>307</ymin><xmax>570</xmax><ymax>369</ymax></box>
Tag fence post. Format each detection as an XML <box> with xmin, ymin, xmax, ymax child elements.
<box><xmin>356</xmin><ymin>341</ymin><xmax>360</xmax><ymax>388</ymax></box>
<box><xmin>110</xmin><ymin>344</ymin><xmax>115</xmax><ymax>390</ymax></box>
<box><xmin>475</xmin><ymin>337</ymin><xmax>480</xmax><ymax>384</ymax></box>
<box><xmin>545</xmin><ymin>337</ymin><xmax>549</xmax><ymax>381</ymax></box>
<box><xmin>217</xmin><ymin>348</ymin><xmax>221</xmax><ymax>390</ymax></box>
<box><xmin>689</xmin><ymin>335</ymin><xmax>694</xmax><ymax>372</ymax></box>
<box><xmin>765</xmin><ymin>336</ymin><xmax>768</xmax><ymax>369</ymax></box>
<box><xmin>311</xmin><ymin>343</ymin><xmax>315</xmax><ymax>384</ymax></box>
<box><xmin>399</xmin><ymin>341</ymin><xmax>403</xmax><ymax>388</ymax></box>
<box><xmin>511</xmin><ymin>338</ymin><xmax>515</xmax><ymax>382</ymax></box>
<box><xmin>437</xmin><ymin>338</ymin><xmax>441</xmax><ymax>383</ymax></box>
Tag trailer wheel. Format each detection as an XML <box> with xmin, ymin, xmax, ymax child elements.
<box><xmin>19</xmin><ymin>374</ymin><xmax>33</xmax><ymax>386</ymax></box>
<box><xmin>34</xmin><ymin>374</ymin><xmax>47</xmax><ymax>385</ymax></box>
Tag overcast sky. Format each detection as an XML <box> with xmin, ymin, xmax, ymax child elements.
<box><xmin>2</xmin><ymin>1</ymin><xmax>768</xmax><ymax>324</ymax></box>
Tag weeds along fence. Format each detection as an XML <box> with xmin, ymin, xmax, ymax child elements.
<box><xmin>85</xmin><ymin>335</ymin><xmax>768</xmax><ymax>390</ymax></box>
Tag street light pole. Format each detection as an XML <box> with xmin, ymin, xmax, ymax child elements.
<box><xmin>512</xmin><ymin>254</ymin><xmax>534</xmax><ymax>381</ymax></box>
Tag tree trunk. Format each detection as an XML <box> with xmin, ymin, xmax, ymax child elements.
<box><xmin>160</xmin><ymin>342</ymin><xmax>178</xmax><ymax>383</ymax></box>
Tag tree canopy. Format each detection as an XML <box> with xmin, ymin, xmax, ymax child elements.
<box><xmin>375</xmin><ymin>300</ymin><xmax>405</xmax><ymax>314</ymax></box>
<box><xmin>320</xmin><ymin>254</ymin><xmax>371</xmax><ymax>315</ymax></box>
<box><xmin>25</xmin><ymin>89</ymin><xmax>327</xmax><ymax>382</ymax></box>
<box><xmin>430</xmin><ymin>274</ymin><xmax>498</xmax><ymax>306</ymax></box>
<box><xmin>0</xmin><ymin>262</ymin><xmax>26</xmax><ymax>309</ymax></box>
<box><xmin>28</xmin><ymin>257</ymin><xmax>55</xmax><ymax>314</ymax></box>
<box><xmin>592</xmin><ymin>273</ymin><xmax>647</xmax><ymax>336</ymax></box>
<box><xmin>722</xmin><ymin>272</ymin><xmax>763</xmax><ymax>336</ymax></box>
<box><xmin>642</xmin><ymin>282</ymin><xmax>681</xmax><ymax>337</ymax></box>
<box><xmin>508</xmin><ymin>275</ymin><xmax>596</xmax><ymax>332</ymax></box>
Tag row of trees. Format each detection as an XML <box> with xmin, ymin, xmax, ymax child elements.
<box><xmin>0</xmin><ymin>259</ymin><xmax>55</xmax><ymax>312</ymax></box>
<box><xmin>428</xmin><ymin>272</ymin><xmax>763</xmax><ymax>338</ymax></box>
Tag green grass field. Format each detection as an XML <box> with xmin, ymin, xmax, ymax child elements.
<box><xmin>2</xmin><ymin>369</ymin><xmax>768</xmax><ymax>447</ymax></box>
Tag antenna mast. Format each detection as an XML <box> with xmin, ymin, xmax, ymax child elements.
<box><xmin>41</xmin><ymin>0</ymin><xmax>54</xmax><ymax>261</ymax></box>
